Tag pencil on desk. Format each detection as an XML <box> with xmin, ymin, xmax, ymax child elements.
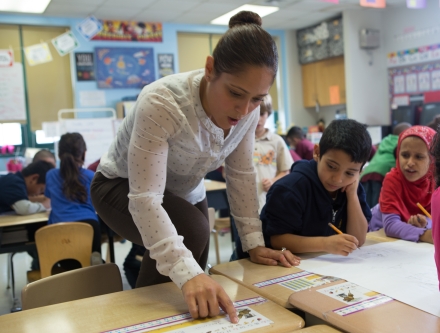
<box><xmin>328</xmin><ymin>222</ymin><xmax>360</xmax><ymax>250</ymax></box>
<box><xmin>416</xmin><ymin>202</ymin><xmax>432</xmax><ymax>219</ymax></box>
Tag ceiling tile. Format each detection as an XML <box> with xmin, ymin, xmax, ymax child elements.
<box><xmin>132</xmin><ymin>9</ymin><xmax>182</xmax><ymax>22</ymax></box>
<box><xmin>44</xmin><ymin>3</ymin><xmax>99</xmax><ymax>17</ymax></box>
<box><xmin>50</xmin><ymin>0</ymin><xmax>106</xmax><ymax>5</ymax></box>
<box><xmin>102</xmin><ymin>0</ymin><xmax>156</xmax><ymax>6</ymax></box>
<box><xmin>171</xmin><ymin>11</ymin><xmax>220</xmax><ymax>25</ymax></box>
<box><xmin>93</xmin><ymin>6</ymin><xmax>142</xmax><ymax>20</ymax></box>
<box><xmin>148</xmin><ymin>0</ymin><xmax>203</xmax><ymax>11</ymax></box>
<box><xmin>193</xmin><ymin>2</ymin><xmax>242</xmax><ymax>14</ymax></box>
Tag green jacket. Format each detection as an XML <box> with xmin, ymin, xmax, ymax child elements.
<box><xmin>361</xmin><ymin>134</ymin><xmax>398</xmax><ymax>178</ymax></box>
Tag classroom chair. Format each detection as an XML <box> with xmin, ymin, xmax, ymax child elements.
<box><xmin>28</xmin><ymin>222</ymin><xmax>93</xmax><ymax>281</ymax></box>
<box><xmin>208</xmin><ymin>207</ymin><xmax>232</xmax><ymax>265</ymax></box>
<box><xmin>21</xmin><ymin>263</ymin><xmax>122</xmax><ymax>310</ymax></box>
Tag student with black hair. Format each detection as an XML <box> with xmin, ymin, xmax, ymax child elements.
<box><xmin>286</xmin><ymin>126</ymin><xmax>314</xmax><ymax>160</ymax></box>
<box><xmin>32</xmin><ymin>149</ymin><xmax>56</xmax><ymax>167</ymax></box>
<box><xmin>44</xmin><ymin>133</ymin><xmax>101</xmax><ymax>256</ymax></box>
<box><xmin>91</xmin><ymin>11</ymin><xmax>299</xmax><ymax>321</ymax></box>
<box><xmin>261</xmin><ymin>119</ymin><xmax>372</xmax><ymax>256</ymax></box>
<box><xmin>0</xmin><ymin>160</ymin><xmax>54</xmax><ymax>215</ymax></box>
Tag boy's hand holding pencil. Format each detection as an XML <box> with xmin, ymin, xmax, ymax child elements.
<box><xmin>326</xmin><ymin>222</ymin><xmax>359</xmax><ymax>256</ymax></box>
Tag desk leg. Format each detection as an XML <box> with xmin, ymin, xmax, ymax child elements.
<box><xmin>107</xmin><ymin>228</ymin><xmax>115</xmax><ymax>264</ymax></box>
<box><xmin>9</xmin><ymin>252</ymin><xmax>22</xmax><ymax>312</ymax></box>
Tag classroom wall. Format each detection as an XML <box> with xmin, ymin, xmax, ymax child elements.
<box><xmin>0</xmin><ymin>13</ymin><xmax>289</xmax><ymax>125</ymax></box>
<box><xmin>382</xmin><ymin>0</ymin><xmax>440</xmax><ymax>54</ymax></box>
<box><xmin>342</xmin><ymin>9</ymin><xmax>389</xmax><ymax>125</ymax></box>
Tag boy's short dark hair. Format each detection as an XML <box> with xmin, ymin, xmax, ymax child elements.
<box><xmin>286</xmin><ymin>126</ymin><xmax>304</xmax><ymax>140</ymax></box>
<box><xmin>260</xmin><ymin>94</ymin><xmax>273</xmax><ymax>116</ymax></box>
<box><xmin>319</xmin><ymin>119</ymin><xmax>372</xmax><ymax>164</ymax></box>
<box><xmin>32</xmin><ymin>149</ymin><xmax>55</xmax><ymax>163</ymax></box>
<box><xmin>22</xmin><ymin>160</ymin><xmax>54</xmax><ymax>184</ymax></box>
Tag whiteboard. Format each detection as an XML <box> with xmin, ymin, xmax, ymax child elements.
<box><xmin>0</xmin><ymin>63</ymin><xmax>26</xmax><ymax>121</ymax></box>
<box><xmin>59</xmin><ymin>117</ymin><xmax>115</xmax><ymax>167</ymax></box>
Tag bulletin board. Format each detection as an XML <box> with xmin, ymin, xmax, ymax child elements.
<box><xmin>388</xmin><ymin>61</ymin><xmax>440</xmax><ymax>104</ymax></box>
<box><xmin>95</xmin><ymin>47</ymin><xmax>155</xmax><ymax>89</ymax></box>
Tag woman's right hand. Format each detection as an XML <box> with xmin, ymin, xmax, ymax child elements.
<box><xmin>181</xmin><ymin>274</ymin><xmax>238</xmax><ymax>323</ymax></box>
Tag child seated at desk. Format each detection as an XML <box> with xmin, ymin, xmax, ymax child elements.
<box><xmin>44</xmin><ymin>133</ymin><xmax>102</xmax><ymax>255</ymax></box>
<box><xmin>254</xmin><ymin>94</ymin><xmax>293</xmax><ymax>212</ymax></box>
<box><xmin>369</xmin><ymin>126</ymin><xmax>435</xmax><ymax>244</ymax></box>
<box><xmin>286</xmin><ymin>126</ymin><xmax>314</xmax><ymax>161</ymax></box>
<box><xmin>261</xmin><ymin>119</ymin><xmax>372</xmax><ymax>256</ymax></box>
<box><xmin>430</xmin><ymin>129</ymin><xmax>440</xmax><ymax>289</ymax></box>
<box><xmin>0</xmin><ymin>160</ymin><xmax>53</xmax><ymax>215</ymax></box>
<box><xmin>33</xmin><ymin>149</ymin><xmax>56</xmax><ymax>167</ymax></box>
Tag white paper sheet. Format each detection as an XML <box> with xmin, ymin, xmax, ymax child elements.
<box><xmin>299</xmin><ymin>240</ymin><xmax>440</xmax><ymax>317</ymax></box>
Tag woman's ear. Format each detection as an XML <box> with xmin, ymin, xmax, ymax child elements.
<box><xmin>313</xmin><ymin>144</ymin><xmax>320</xmax><ymax>162</ymax></box>
<box><xmin>204</xmin><ymin>55</ymin><xmax>214</xmax><ymax>82</ymax></box>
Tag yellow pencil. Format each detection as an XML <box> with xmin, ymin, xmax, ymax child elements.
<box><xmin>328</xmin><ymin>222</ymin><xmax>360</xmax><ymax>250</ymax></box>
<box><xmin>416</xmin><ymin>202</ymin><xmax>432</xmax><ymax>219</ymax></box>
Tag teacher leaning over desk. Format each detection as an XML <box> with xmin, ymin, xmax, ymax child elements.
<box><xmin>91</xmin><ymin>10</ymin><xmax>300</xmax><ymax>323</ymax></box>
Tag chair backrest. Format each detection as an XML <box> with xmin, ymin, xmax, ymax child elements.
<box><xmin>208</xmin><ymin>207</ymin><xmax>215</xmax><ymax>231</ymax></box>
<box><xmin>21</xmin><ymin>263</ymin><xmax>122</xmax><ymax>310</ymax></box>
<box><xmin>35</xmin><ymin>222</ymin><xmax>93</xmax><ymax>278</ymax></box>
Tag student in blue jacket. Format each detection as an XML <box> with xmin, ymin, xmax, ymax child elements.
<box><xmin>261</xmin><ymin>119</ymin><xmax>372</xmax><ymax>256</ymax></box>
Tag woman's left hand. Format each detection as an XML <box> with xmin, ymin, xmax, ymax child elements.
<box><xmin>248</xmin><ymin>246</ymin><xmax>300</xmax><ymax>267</ymax></box>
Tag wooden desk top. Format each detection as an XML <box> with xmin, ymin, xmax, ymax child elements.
<box><xmin>204</xmin><ymin>179</ymin><xmax>227</xmax><ymax>192</ymax></box>
<box><xmin>210</xmin><ymin>232</ymin><xmax>392</xmax><ymax>308</ymax></box>
<box><xmin>296</xmin><ymin>325</ymin><xmax>342</xmax><ymax>333</ymax></box>
<box><xmin>0</xmin><ymin>211</ymin><xmax>49</xmax><ymax>227</ymax></box>
<box><xmin>288</xmin><ymin>280</ymin><xmax>440</xmax><ymax>333</ymax></box>
<box><xmin>0</xmin><ymin>275</ymin><xmax>305</xmax><ymax>333</ymax></box>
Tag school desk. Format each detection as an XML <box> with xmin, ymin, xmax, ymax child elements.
<box><xmin>0</xmin><ymin>275</ymin><xmax>305</xmax><ymax>333</ymax></box>
<box><xmin>296</xmin><ymin>325</ymin><xmax>342</xmax><ymax>333</ymax></box>
<box><xmin>210</xmin><ymin>232</ymin><xmax>393</xmax><ymax>309</ymax></box>
<box><xmin>288</xmin><ymin>279</ymin><xmax>440</xmax><ymax>333</ymax></box>
<box><xmin>0</xmin><ymin>211</ymin><xmax>49</xmax><ymax>312</ymax></box>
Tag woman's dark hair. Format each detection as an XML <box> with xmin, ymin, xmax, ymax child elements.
<box><xmin>58</xmin><ymin>132</ymin><xmax>87</xmax><ymax>203</ymax></box>
<box><xmin>212</xmin><ymin>11</ymin><xmax>278</xmax><ymax>78</ymax></box>
<box><xmin>430</xmin><ymin>130</ymin><xmax>440</xmax><ymax>188</ymax></box>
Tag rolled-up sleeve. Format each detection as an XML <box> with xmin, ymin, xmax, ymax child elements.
<box><xmin>225</xmin><ymin>112</ymin><xmax>264</xmax><ymax>252</ymax></box>
<box><xmin>127</xmin><ymin>90</ymin><xmax>203</xmax><ymax>289</ymax></box>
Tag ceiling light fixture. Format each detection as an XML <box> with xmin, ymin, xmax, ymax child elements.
<box><xmin>211</xmin><ymin>4</ymin><xmax>279</xmax><ymax>25</ymax></box>
<box><xmin>406</xmin><ymin>0</ymin><xmax>426</xmax><ymax>8</ymax></box>
<box><xmin>0</xmin><ymin>0</ymin><xmax>51</xmax><ymax>14</ymax></box>
<box><xmin>360</xmin><ymin>0</ymin><xmax>386</xmax><ymax>8</ymax></box>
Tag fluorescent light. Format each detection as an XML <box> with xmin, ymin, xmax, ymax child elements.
<box><xmin>0</xmin><ymin>0</ymin><xmax>51</xmax><ymax>14</ymax></box>
<box><xmin>211</xmin><ymin>4</ymin><xmax>279</xmax><ymax>25</ymax></box>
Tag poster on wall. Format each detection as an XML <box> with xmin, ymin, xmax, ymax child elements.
<box><xmin>91</xmin><ymin>20</ymin><xmax>162</xmax><ymax>42</ymax></box>
<box><xmin>0</xmin><ymin>50</ymin><xmax>13</xmax><ymax>67</ymax></box>
<box><xmin>52</xmin><ymin>31</ymin><xmax>79</xmax><ymax>56</ymax></box>
<box><xmin>95</xmin><ymin>47</ymin><xmax>155</xmax><ymax>89</ymax></box>
<box><xmin>75</xmin><ymin>52</ymin><xmax>95</xmax><ymax>81</ymax></box>
<box><xmin>24</xmin><ymin>43</ymin><xmax>53</xmax><ymax>66</ymax></box>
<box><xmin>405</xmin><ymin>73</ymin><xmax>418</xmax><ymax>93</ymax></box>
<box><xmin>76</xmin><ymin>16</ymin><xmax>103</xmax><ymax>40</ymax></box>
<box><xmin>418</xmin><ymin>72</ymin><xmax>430</xmax><ymax>91</ymax></box>
<box><xmin>432</xmin><ymin>70</ymin><xmax>440</xmax><ymax>90</ymax></box>
<box><xmin>158</xmin><ymin>53</ymin><xmax>174</xmax><ymax>78</ymax></box>
<box><xmin>393</xmin><ymin>75</ymin><xmax>405</xmax><ymax>94</ymax></box>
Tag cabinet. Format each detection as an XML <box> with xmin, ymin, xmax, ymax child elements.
<box><xmin>301</xmin><ymin>56</ymin><xmax>346</xmax><ymax>108</ymax></box>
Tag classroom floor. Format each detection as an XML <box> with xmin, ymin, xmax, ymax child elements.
<box><xmin>0</xmin><ymin>230</ymin><xmax>234</xmax><ymax>316</ymax></box>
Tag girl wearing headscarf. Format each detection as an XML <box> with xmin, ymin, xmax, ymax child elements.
<box><xmin>369</xmin><ymin>126</ymin><xmax>435</xmax><ymax>243</ymax></box>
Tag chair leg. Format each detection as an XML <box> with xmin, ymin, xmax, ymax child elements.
<box><xmin>107</xmin><ymin>228</ymin><xmax>115</xmax><ymax>264</ymax></box>
<box><xmin>9</xmin><ymin>252</ymin><xmax>22</xmax><ymax>312</ymax></box>
<box><xmin>6</xmin><ymin>253</ymin><xmax>11</xmax><ymax>289</ymax></box>
<box><xmin>213</xmin><ymin>230</ymin><xmax>221</xmax><ymax>265</ymax></box>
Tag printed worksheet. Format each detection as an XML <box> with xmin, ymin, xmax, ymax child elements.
<box><xmin>299</xmin><ymin>241</ymin><xmax>439</xmax><ymax>318</ymax></box>
<box><xmin>317</xmin><ymin>282</ymin><xmax>379</xmax><ymax>304</ymax></box>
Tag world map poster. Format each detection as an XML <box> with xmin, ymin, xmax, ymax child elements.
<box><xmin>95</xmin><ymin>47</ymin><xmax>155</xmax><ymax>89</ymax></box>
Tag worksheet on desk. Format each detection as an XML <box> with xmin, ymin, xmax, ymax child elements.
<box><xmin>298</xmin><ymin>240</ymin><xmax>440</xmax><ymax>318</ymax></box>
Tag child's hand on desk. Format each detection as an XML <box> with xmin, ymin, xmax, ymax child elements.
<box><xmin>248</xmin><ymin>246</ymin><xmax>301</xmax><ymax>267</ymax></box>
<box><xmin>182</xmin><ymin>274</ymin><xmax>238</xmax><ymax>323</ymax></box>
<box><xmin>262</xmin><ymin>178</ymin><xmax>273</xmax><ymax>192</ymax></box>
<box><xmin>324</xmin><ymin>234</ymin><xmax>359</xmax><ymax>256</ymax></box>
<box><xmin>408</xmin><ymin>214</ymin><xmax>427</xmax><ymax>228</ymax></box>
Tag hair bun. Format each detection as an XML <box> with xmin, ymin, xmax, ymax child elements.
<box><xmin>229</xmin><ymin>11</ymin><xmax>262</xmax><ymax>28</ymax></box>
